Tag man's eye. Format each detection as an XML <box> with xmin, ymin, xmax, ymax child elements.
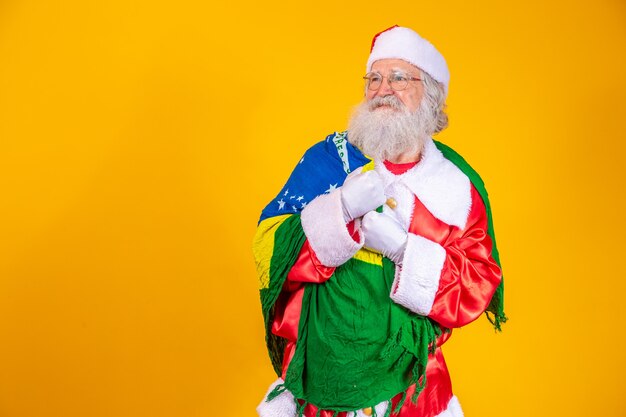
<box><xmin>369</xmin><ymin>76</ymin><xmax>382</xmax><ymax>83</ymax></box>
<box><xmin>391</xmin><ymin>74</ymin><xmax>408</xmax><ymax>82</ymax></box>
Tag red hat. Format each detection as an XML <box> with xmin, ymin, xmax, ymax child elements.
<box><xmin>367</xmin><ymin>26</ymin><xmax>450</xmax><ymax>97</ymax></box>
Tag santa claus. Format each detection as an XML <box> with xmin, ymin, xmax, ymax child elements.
<box><xmin>254</xmin><ymin>25</ymin><xmax>506</xmax><ymax>417</ymax></box>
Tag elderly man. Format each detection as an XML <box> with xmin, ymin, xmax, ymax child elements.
<box><xmin>253</xmin><ymin>26</ymin><xmax>505</xmax><ymax>417</ymax></box>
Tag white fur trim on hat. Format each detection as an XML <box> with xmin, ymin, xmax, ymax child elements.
<box><xmin>367</xmin><ymin>26</ymin><xmax>450</xmax><ymax>96</ymax></box>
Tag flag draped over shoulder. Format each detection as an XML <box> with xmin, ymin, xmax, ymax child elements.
<box><xmin>258</xmin><ymin>132</ymin><xmax>370</xmax><ymax>225</ymax></box>
<box><xmin>254</xmin><ymin>132</ymin><xmax>370</xmax><ymax>375</ymax></box>
<box><xmin>253</xmin><ymin>132</ymin><xmax>506</xmax><ymax>412</ymax></box>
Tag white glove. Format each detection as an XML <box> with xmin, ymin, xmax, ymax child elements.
<box><xmin>361</xmin><ymin>208</ymin><xmax>408</xmax><ymax>265</ymax></box>
<box><xmin>340</xmin><ymin>168</ymin><xmax>386</xmax><ymax>222</ymax></box>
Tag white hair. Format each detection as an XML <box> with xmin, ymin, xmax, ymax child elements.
<box><xmin>419</xmin><ymin>69</ymin><xmax>449</xmax><ymax>134</ymax></box>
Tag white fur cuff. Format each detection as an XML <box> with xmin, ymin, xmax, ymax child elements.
<box><xmin>257</xmin><ymin>379</ymin><xmax>296</xmax><ymax>417</ymax></box>
<box><xmin>256</xmin><ymin>380</ymin><xmax>462</xmax><ymax>417</ymax></box>
<box><xmin>390</xmin><ymin>233</ymin><xmax>446</xmax><ymax>315</ymax></box>
<box><xmin>301</xmin><ymin>190</ymin><xmax>364</xmax><ymax>267</ymax></box>
<box><xmin>435</xmin><ymin>396</ymin><xmax>464</xmax><ymax>417</ymax></box>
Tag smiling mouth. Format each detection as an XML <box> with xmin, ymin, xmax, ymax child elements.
<box><xmin>373</xmin><ymin>104</ymin><xmax>396</xmax><ymax>110</ymax></box>
<box><xmin>369</xmin><ymin>96</ymin><xmax>403</xmax><ymax>111</ymax></box>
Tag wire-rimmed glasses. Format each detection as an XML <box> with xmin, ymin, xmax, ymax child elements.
<box><xmin>363</xmin><ymin>71</ymin><xmax>422</xmax><ymax>91</ymax></box>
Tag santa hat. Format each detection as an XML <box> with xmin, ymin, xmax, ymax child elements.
<box><xmin>367</xmin><ymin>25</ymin><xmax>450</xmax><ymax>97</ymax></box>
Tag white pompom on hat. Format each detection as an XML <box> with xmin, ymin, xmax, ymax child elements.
<box><xmin>367</xmin><ymin>25</ymin><xmax>450</xmax><ymax>97</ymax></box>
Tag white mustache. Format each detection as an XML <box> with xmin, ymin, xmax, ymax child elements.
<box><xmin>368</xmin><ymin>95</ymin><xmax>406</xmax><ymax>111</ymax></box>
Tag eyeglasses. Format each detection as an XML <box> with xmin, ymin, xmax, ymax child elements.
<box><xmin>363</xmin><ymin>71</ymin><xmax>422</xmax><ymax>91</ymax></box>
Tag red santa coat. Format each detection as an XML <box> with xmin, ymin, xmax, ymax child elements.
<box><xmin>258</xmin><ymin>138</ymin><xmax>502</xmax><ymax>417</ymax></box>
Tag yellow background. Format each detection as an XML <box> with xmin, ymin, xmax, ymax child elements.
<box><xmin>1</xmin><ymin>1</ymin><xmax>625</xmax><ymax>416</ymax></box>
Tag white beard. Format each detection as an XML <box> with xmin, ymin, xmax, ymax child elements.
<box><xmin>347</xmin><ymin>95</ymin><xmax>436</xmax><ymax>161</ymax></box>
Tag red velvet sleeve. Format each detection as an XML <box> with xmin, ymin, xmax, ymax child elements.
<box><xmin>285</xmin><ymin>219</ymin><xmax>360</xmax><ymax>285</ymax></box>
<box><xmin>286</xmin><ymin>239</ymin><xmax>336</xmax><ymax>285</ymax></box>
<box><xmin>427</xmin><ymin>185</ymin><xmax>502</xmax><ymax>328</ymax></box>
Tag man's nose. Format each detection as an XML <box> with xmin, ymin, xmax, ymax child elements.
<box><xmin>374</xmin><ymin>78</ymin><xmax>394</xmax><ymax>97</ymax></box>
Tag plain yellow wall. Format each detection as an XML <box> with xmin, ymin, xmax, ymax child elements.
<box><xmin>1</xmin><ymin>1</ymin><xmax>625</xmax><ymax>416</ymax></box>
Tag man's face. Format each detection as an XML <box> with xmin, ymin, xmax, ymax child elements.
<box><xmin>366</xmin><ymin>59</ymin><xmax>424</xmax><ymax>113</ymax></box>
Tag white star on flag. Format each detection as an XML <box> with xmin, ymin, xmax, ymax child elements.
<box><xmin>296</xmin><ymin>196</ymin><xmax>304</xmax><ymax>201</ymax></box>
<box><xmin>277</xmin><ymin>199</ymin><xmax>286</xmax><ymax>210</ymax></box>
<box><xmin>301</xmin><ymin>202</ymin><xmax>308</xmax><ymax>209</ymax></box>
<box><xmin>284</xmin><ymin>189</ymin><xmax>289</xmax><ymax>196</ymax></box>
<box><xmin>299</xmin><ymin>157</ymin><xmax>305</xmax><ymax>164</ymax></box>
<box><xmin>325</xmin><ymin>183</ymin><xmax>338</xmax><ymax>194</ymax></box>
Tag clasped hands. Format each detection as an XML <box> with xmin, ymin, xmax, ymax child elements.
<box><xmin>340</xmin><ymin>168</ymin><xmax>407</xmax><ymax>265</ymax></box>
